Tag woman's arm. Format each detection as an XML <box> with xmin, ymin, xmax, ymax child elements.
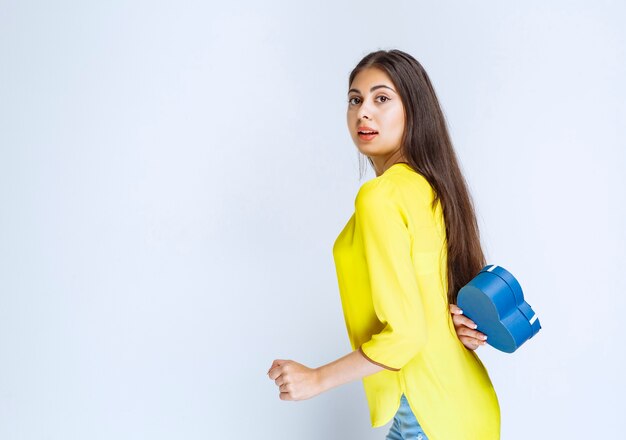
<box><xmin>268</xmin><ymin>349</ymin><xmax>383</xmax><ymax>401</ymax></box>
<box><xmin>268</xmin><ymin>306</ymin><xmax>489</xmax><ymax>401</ymax></box>
<box><xmin>449</xmin><ymin>303</ymin><xmax>488</xmax><ymax>350</ymax></box>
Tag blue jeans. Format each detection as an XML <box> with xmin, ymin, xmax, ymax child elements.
<box><xmin>385</xmin><ymin>394</ymin><xmax>429</xmax><ymax>440</ymax></box>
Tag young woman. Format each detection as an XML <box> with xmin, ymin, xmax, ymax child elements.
<box><xmin>267</xmin><ymin>49</ymin><xmax>498</xmax><ymax>439</ymax></box>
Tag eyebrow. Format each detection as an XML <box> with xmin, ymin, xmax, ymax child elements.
<box><xmin>348</xmin><ymin>84</ymin><xmax>396</xmax><ymax>95</ymax></box>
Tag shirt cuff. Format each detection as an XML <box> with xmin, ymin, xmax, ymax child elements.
<box><xmin>358</xmin><ymin>345</ymin><xmax>401</xmax><ymax>372</ymax></box>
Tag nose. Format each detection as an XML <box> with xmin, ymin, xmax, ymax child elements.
<box><xmin>357</xmin><ymin>100</ymin><xmax>373</xmax><ymax>121</ymax></box>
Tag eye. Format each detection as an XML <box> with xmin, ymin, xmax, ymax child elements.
<box><xmin>376</xmin><ymin>95</ymin><xmax>390</xmax><ymax>103</ymax></box>
<box><xmin>348</xmin><ymin>96</ymin><xmax>361</xmax><ymax>105</ymax></box>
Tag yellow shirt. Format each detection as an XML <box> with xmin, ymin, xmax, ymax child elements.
<box><xmin>332</xmin><ymin>162</ymin><xmax>500</xmax><ymax>439</ymax></box>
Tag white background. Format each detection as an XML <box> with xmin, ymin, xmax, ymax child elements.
<box><xmin>1</xmin><ymin>1</ymin><xmax>624</xmax><ymax>438</ymax></box>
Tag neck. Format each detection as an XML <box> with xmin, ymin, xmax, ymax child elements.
<box><xmin>372</xmin><ymin>153</ymin><xmax>408</xmax><ymax>177</ymax></box>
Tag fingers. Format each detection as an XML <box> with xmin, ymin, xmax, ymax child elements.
<box><xmin>268</xmin><ymin>360</ymin><xmax>290</xmax><ymax>399</ymax></box>
<box><xmin>449</xmin><ymin>305</ymin><xmax>481</xmax><ymax>332</ymax></box>
<box><xmin>268</xmin><ymin>367</ymin><xmax>283</xmax><ymax>380</ymax></box>
<box><xmin>459</xmin><ymin>332</ymin><xmax>487</xmax><ymax>348</ymax></box>
<box><xmin>268</xmin><ymin>359</ymin><xmax>285</xmax><ymax>372</ymax></box>
<box><xmin>451</xmin><ymin>311</ymin><xmax>479</xmax><ymax>329</ymax></box>
<box><xmin>273</xmin><ymin>375</ymin><xmax>294</xmax><ymax>401</ymax></box>
<box><xmin>456</xmin><ymin>325</ymin><xmax>488</xmax><ymax>341</ymax></box>
<box><xmin>267</xmin><ymin>359</ymin><xmax>287</xmax><ymax>374</ymax></box>
<box><xmin>459</xmin><ymin>336</ymin><xmax>483</xmax><ymax>351</ymax></box>
<box><xmin>449</xmin><ymin>305</ymin><xmax>478</xmax><ymax>330</ymax></box>
<box><xmin>449</xmin><ymin>305</ymin><xmax>490</xmax><ymax>351</ymax></box>
<box><xmin>449</xmin><ymin>303</ymin><xmax>463</xmax><ymax>314</ymax></box>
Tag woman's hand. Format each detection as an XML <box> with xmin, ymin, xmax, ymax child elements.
<box><xmin>450</xmin><ymin>303</ymin><xmax>488</xmax><ymax>350</ymax></box>
<box><xmin>267</xmin><ymin>359</ymin><xmax>323</xmax><ymax>401</ymax></box>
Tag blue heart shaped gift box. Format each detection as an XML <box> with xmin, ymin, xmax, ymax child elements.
<box><xmin>457</xmin><ymin>265</ymin><xmax>541</xmax><ymax>353</ymax></box>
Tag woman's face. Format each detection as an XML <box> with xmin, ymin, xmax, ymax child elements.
<box><xmin>346</xmin><ymin>67</ymin><xmax>406</xmax><ymax>165</ymax></box>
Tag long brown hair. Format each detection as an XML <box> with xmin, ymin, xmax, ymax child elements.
<box><xmin>349</xmin><ymin>49</ymin><xmax>485</xmax><ymax>305</ymax></box>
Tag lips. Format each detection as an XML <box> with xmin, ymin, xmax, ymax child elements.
<box><xmin>357</xmin><ymin>126</ymin><xmax>379</xmax><ymax>135</ymax></box>
<box><xmin>358</xmin><ymin>126</ymin><xmax>378</xmax><ymax>140</ymax></box>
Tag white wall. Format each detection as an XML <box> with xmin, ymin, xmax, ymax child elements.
<box><xmin>1</xmin><ymin>0</ymin><xmax>624</xmax><ymax>438</ymax></box>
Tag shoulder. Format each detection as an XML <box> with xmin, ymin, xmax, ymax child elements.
<box><xmin>355</xmin><ymin>167</ymin><xmax>434</xmax><ymax>211</ymax></box>
<box><xmin>355</xmin><ymin>176</ymin><xmax>398</xmax><ymax>211</ymax></box>
<box><xmin>353</xmin><ymin>175</ymin><xmax>408</xmax><ymax>232</ymax></box>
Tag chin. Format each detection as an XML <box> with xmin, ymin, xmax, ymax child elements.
<box><xmin>355</xmin><ymin>145</ymin><xmax>386</xmax><ymax>157</ymax></box>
